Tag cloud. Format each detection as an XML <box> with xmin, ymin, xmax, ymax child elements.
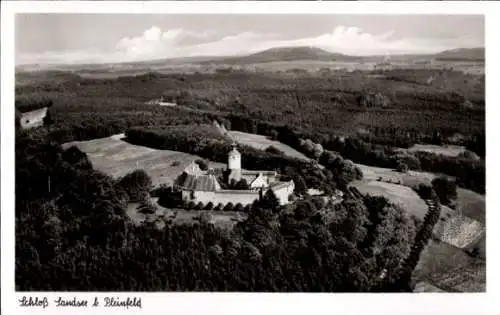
<box><xmin>17</xmin><ymin>25</ymin><xmax>483</xmax><ymax>65</ymax></box>
<box><xmin>115</xmin><ymin>26</ymin><xmax>218</xmax><ymax>61</ymax></box>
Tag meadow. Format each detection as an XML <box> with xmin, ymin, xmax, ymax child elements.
<box><xmin>227</xmin><ymin>130</ymin><xmax>311</xmax><ymax>161</ymax></box>
<box><xmin>62</xmin><ymin>134</ymin><xmax>225</xmax><ymax>187</ymax></box>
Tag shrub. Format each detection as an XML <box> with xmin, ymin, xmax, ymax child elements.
<box><xmin>196</xmin><ymin>202</ymin><xmax>205</xmax><ymax>210</ymax></box>
<box><xmin>215</xmin><ymin>203</ymin><xmax>224</xmax><ymax>211</ymax></box>
<box><xmin>243</xmin><ymin>204</ymin><xmax>252</xmax><ymax>213</ymax></box>
<box><xmin>234</xmin><ymin>203</ymin><xmax>244</xmax><ymax>212</ymax></box>
<box><xmin>223</xmin><ymin>202</ymin><xmax>234</xmax><ymax>212</ymax></box>
<box><xmin>413</xmin><ymin>183</ymin><xmax>435</xmax><ymax>201</ymax></box>
<box><xmin>396</xmin><ymin>161</ymin><xmax>409</xmax><ymax>173</ymax></box>
<box><xmin>204</xmin><ymin>202</ymin><xmax>214</xmax><ymax>210</ymax></box>
<box><xmin>230</xmin><ymin>179</ymin><xmax>238</xmax><ymax>189</ymax></box>
<box><xmin>265</xmin><ymin>146</ymin><xmax>283</xmax><ymax>155</ymax></box>
<box><xmin>431</xmin><ymin>175</ymin><xmax>458</xmax><ymax>206</ymax></box>
<box><xmin>117</xmin><ymin>169</ymin><xmax>152</xmax><ymax>202</ymax></box>
<box><xmin>235</xmin><ymin>178</ymin><xmax>249</xmax><ymax>190</ymax></box>
<box><xmin>157</xmin><ymin>187</ymin><xmax>182</xmax><ymax>208</ymax></box>
<box><xmin>195</xmin><ymin>159</ymin><xmax>208</xmax><ymax>171</ymax></box>
<box><xmin>186</xmin><ymin>201</ymin><xmax>196</xmax><ymax>210</ymax></box>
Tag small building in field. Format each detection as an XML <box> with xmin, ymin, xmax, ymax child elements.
<box><xmin>15</xmin><ymin>99</ymin><xmax>52</xmax><ymax>130</ymax></box>
<box><xmin>174</xmin><ymin>144</ymin><xmax>295</xmax><ymax>207</ymax></box>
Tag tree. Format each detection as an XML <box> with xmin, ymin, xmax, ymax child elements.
<box><xmin>117</xmin><ymin>169</ymin><xmax>152</xmax><ymax>202</ymax></box>
<box><xmin>234</xmin><ymin>203</ymin><xmax>244</xmax><ymax>212</ymax></box>
<box><xmin>312</xmin><ymin>143</ymin><xmax>324</xmax><ymax>159</ymax></box>
<box><xmin>204</xmin><ymin>202</ymin><xmax>214</xmax><ymax>210</ymax></box>
<box><xmin>62</xmin><ymin>146</ymin><xmax>93</xmax><ymax>170</ymax></box>
<box><xmin>186</xmin><ymin>201</ymin><xmax>196</xmax><ymax>210</ymax></box>
<box><xmin>260</xmin><ymin>189</ymin><xmax>280</xmax><ymax>211</ymax></box>
<box><xmin>230</xmin><ymin>179</ymin><xmax>238</xmax><ymax>189</ymax></box>
<box><xmin>196</xmin><ymin>202</ymin><xmax>205</xmax><ymax>210</ymax></box>
<box><xmin>235</xmin><ymin>178</ymin><xmax>249</xmax><ymax>190</ymax></box>
<box><xmin>269</xmin><ymin>129</ymin><xmax>279</xmax><ymax>140</ymax></box>
<box><xmin>195</xmin><ymin>159</ymin><xmax>208</xmax><ymax>171</ymax></box>
<box><xmin>223</xmin><ymin>202</ymin><xmax>234</xmax><ymax>212</ymax></box>
<box><xmin>292</xmin><ymin>174</ymin><xmax>308</xmax><ymax>195</ymax></box>
<box><xmin>265</xmin><ymin>146</ymin><xmax>283</xmax><ymax>155</ymax></box>
<box><xmin>396</xmin><ymin>161</ymin><xmax>408</xmax><ymax>173</ymax></box>
<box><xmin>431</xmin><ymin>175</ymin><xmax>457</xmax><ymax>206</ymax></box>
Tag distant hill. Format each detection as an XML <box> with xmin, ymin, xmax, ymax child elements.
<box><xmin>433</xmin><ymin>48</ymin><xmax>484</xmax><ymax>62</ymax></box>
<box><xmin>198</xmin><ymin>46</ymin><xmax>359</xmax><ymax>65</ymax></box>
<box><xmin>16</xmin><ymin>46</ymin><xmax>485</xmax><ymax>73</ymax></box>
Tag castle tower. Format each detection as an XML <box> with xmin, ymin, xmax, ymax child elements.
<box><xmin>228</xmin><ymin>143</ymin><xmax>241</xmax><ymax>170</ymax></box>
<box><xmin>228</xmin><ymin>143</ymin><xmax>242</xmax><ymax>183</ymax></box>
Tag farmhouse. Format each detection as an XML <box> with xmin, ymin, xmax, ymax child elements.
<box><xmin>15</xmin><ymin>100</ymin><xmax>52</xmax><ymax>129</ymax></box>
<box><xmin>174</xmin><ymin>144</ymin><xmax>295</xmax><ymax>207</ymax></box>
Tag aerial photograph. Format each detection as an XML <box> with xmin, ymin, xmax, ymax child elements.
<box><xmin>15</xmin><ymin>14</ymin><xmax>485</xmax><ymax>293</ymax></box>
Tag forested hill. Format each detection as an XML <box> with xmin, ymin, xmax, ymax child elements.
<box><xmin>198</xmin><ymin>46</ymin><xmax>358</xmax><ymax>65</ymax></box>
<box><xmin>433</xmin><ymin>48</ymin><xmax>485</xmax><ymax>62</ymax></box>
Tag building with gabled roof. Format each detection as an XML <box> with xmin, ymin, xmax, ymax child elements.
<box><xmin>173</xmin><ymin>145</ymin><xmax>294</xmax><ymax>207</ymax></box>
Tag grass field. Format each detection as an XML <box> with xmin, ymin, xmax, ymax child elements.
<box><xmin>352</xmin><ymin>180</ymin><xmax>430</xmax><ymax>220</ymax></box>
<box><xmin>127</xmin><ymin>197</ymin><xmax>245</xmax><ymax>230</ymax></box>
<box><xmin>456</xmin><ymin>188</ymin><xmax>486</xmax><ymax>224</ymax></box>
<box><xmin>354</xmin><ymin>163</ymin><xmax>436</xmax><ymax>187</ymax></box>
<box><xmin>62</xmin><ymin>134</ymin><xmax>225</xmax><ymax>187</ymax></box>
<box><xmin>351</xmin><ymin>164</ymin><xmax>486</xmax><ymax>292</ymax></box>
<box><xmin>227</xmin><ymin>130</ymin><xmax>311</xmax><ymax>161</ymax></box>
<box><xmin>414</xmin><ymin>239</ymin><xmax>485</xmax><ymax>292</ymax></box>
<box><xmin>397</xmin><ymin>144</ymin><xmax>467</xmax><ymax>157</ymax></box>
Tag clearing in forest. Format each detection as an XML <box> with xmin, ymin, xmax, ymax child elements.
<box><xmin>62</xmin><ymin>134</ymin><xmax>225</xmax><ymax>187</ymax></box>
<box><xmin>399</xmin><ymin>144</ymin><xmax>467</xmax><ymax>157</ymax></box>
<box><xmin>226</xmin><ymin>130</ymin><xmax>311</xmax><ymax>161</ymax></box>
<box><xmin>127</xmin><ymin>197</ymin><xmax>246</xmax><ymax>230</ymax></box>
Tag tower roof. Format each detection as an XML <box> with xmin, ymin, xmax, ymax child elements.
<box><xmin>229</xmin><ymin>143</ymin><xmax>241</xmax><ymax>156</ymax></box>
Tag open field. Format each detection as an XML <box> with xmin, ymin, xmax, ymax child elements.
<box><xmin>355</xmin><ymin>163</ymin><xmax>436</xmax><ymax>187</ymax></box>
<box><xmin>354</xmin><ymin>163</ymin><xmax>487</xmax><ymax>293</ymax></box>
<box><xmin>457</xmin><ymin>188</ymin><xmax>486</xmax><ymax>224</ymax></box>
<box><xmin>414</xmin><ymin>239</ymin><xmax>485</xmax><ymax>292</ymax></box>
<box><xmin>352</xmin><ymin>180</ymin><xmax>430</xmax><ymax>220</ymax></box>
<box><xmin>62</xmin><ymin>134</ymin><xmax>225</xmax><ymax>187</ymax></box>
<box><xmin>227</xmin><ymin>130</ymin><xmax>311</xmax><ymax>161</ymax></box>
<box><xmin>127</xmin><ymin>197</ymin><xmax>246</xmax><ymax>230</ymax></box>
<box><xmin>396</xmin><ymin>144</ymin><xmax>467</xmax><ymax>157</ymax></box>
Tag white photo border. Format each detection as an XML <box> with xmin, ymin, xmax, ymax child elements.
<box><xmin>2</xmin><ymin>2</ymin><xmax>499</xmax><ymax>315</ymax></box>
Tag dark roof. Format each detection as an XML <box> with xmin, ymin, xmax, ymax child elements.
<box><xmin>176</xmin><ymin>172</ymin><xmax>221</xmax><ymax>191</ymax></box>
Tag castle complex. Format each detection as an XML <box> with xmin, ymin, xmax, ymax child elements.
<box><xmin>174</xmin><ymin>144</ymin><xmax>295</xmax><ymax>207</ymax></box>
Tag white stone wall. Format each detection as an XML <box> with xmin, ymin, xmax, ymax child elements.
<box><xmin>183</xmin><ymin>190</ymin><xmax>260</xmax><ymax>206</ymax></box>
<box><xmin>272</xmin><ymin>182</ymin><xmax>295</xmax><ymax>205</ymax></box>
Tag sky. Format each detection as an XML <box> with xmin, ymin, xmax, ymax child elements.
<box><xmin>15</xmin><ymin>14</ymin><xmax>484</xmax><ymax>65</ymax></box>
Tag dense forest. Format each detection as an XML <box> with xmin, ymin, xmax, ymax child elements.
<box><xmin>15</xmin><ymin>67</ymin><xmax>483</xmax><ymax>291</ymax></box>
